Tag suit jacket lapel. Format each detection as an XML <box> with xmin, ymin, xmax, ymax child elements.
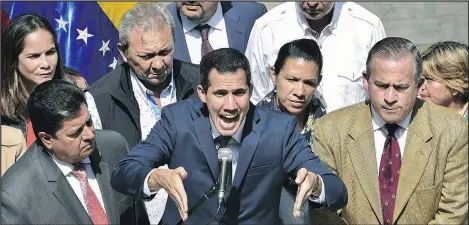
<box><xmin>39</xmin><ymin>147</ymin><xmax>93</xmax><ymax>225</ymax></box>
<box><xmin>175</xmin><ymin>10</ymin><xmax>191</xmax><ymax>63</ymax></box>
<box><xmin>393</xmin><ymin>100</ymin><xmax>433</xmax><ymax>222</ymax></box>
<box><xmin>346</xmin><ymin>103</ymin><xmax>383</xmax><ymax>224</ymax></box>
<box><xmin>233</xmin><ymin>105</ymin><xmax>262</xmax><ymax>188</ymax></box>
<box><xmin>90</xmin><ymin>150</ymin><xmax>119</xmax><ymax>225</ymax></box>
<box><xmin>222</xmin><ymin>2</ymin><xmax>246</xmax><ymax>52</ymax></box>
<box><xmin>193</xmin><ymin>107</ymin><xmax>218</xmax><ymax>182</ymax></box>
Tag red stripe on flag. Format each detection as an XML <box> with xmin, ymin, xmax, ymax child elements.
<box><xmin>1</xmin><ymin>9</ymin><xmax>11</xmax><ymax>32</ymax></box>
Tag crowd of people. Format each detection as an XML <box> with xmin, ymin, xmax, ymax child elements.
<box><xmin>1</xmin><ymin>1</ymin><xmax>467</xmax><ymax>225</ymax></box>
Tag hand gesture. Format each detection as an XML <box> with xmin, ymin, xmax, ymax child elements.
<box><xmin>149</xmin><ymin>167</ymin><xmax>188</xmax><ymax>221</ymax></box>
<box><xmin>293</xmin><ymin>168</ymin><xmax>322</xmax><ymax>218</ymax></box>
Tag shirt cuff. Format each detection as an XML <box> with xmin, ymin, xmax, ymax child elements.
<box><xmin>143</xmin><ymin>168</ymin><xmax>160</xmax><ymax>198</ymax></box>
<box><xmin>308</xmin><ymin>175</ymin><xmax>325</xmax><ymax>203</ymax></box>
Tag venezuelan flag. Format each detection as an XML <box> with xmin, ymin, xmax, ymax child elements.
<box><xmin>1</xmin><ymin>1</ymin><xmax>136</xmax><ymax>84</ymax></box>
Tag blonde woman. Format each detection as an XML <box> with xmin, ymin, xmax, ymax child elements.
<box><xmin>419</xmin><ymin>41</ymin><xmax>468</xmax><ymax>119</ymax></box>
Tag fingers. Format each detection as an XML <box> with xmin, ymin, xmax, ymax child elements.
<box><xmin>295</xmin><ymin>168</ymin><xmax>308</xmax><ymax>184</ymax></box>
<box><xmin>166</xmin><ymin>168</ymin><xmax>188</xmax><ymax>221</ymax></box>
<box><xmin>174</xmin><ymin>175</ymin><xmax>188</xmax><ymax>220</ymax></box>
<box><xmin>175</xmin><ymin>167</ymin><xmax>188</xmax><ymax>180</ymax></box>
<box><xmin>293</xmin><ymin>179</ymin><xmax>309</xmax><ymax>218</ymax></box>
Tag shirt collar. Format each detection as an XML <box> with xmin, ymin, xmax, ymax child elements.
<box><xmin>295</xmin><ymin>2</ymin><xmax>343</xmax><ymax>36</ymax></box>
<box><xmin>129</xmin><ymin>69</ymin><xmax>175</xmax><ymax>95</ymax></box>
<box><xmin>209</xmin><ymin>115</ymin><xmax>246</xmax><ymax>144</ymax></box>
<box><xmin>52</xmin><ymin>156</ymin><xmax>91</xmax><ymax>177</ymax></box>
<box><xmin>371</xmin><ymin>104</ymin><xmax>412</xmax><ymax>131</ymax></box>
<box><xmin>182</xmin><ymin>2</ymin><xmax>225</xmax><ymax>34</ymax></box>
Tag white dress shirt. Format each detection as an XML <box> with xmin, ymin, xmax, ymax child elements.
<box><xmin>85</xmin><ymin>70</ymin><xmax>177</xmax><ymax>135</ymax></box>
<box><xmin>371</xmin><ymin>106</ymin><xmax>412</xmax><ymax>172</ymax></box>
<box><xmin>130</xmin><ymin>71</ymin><xmax>176</xmax><ymax>224</ymax></box>
<box><xmin>52</xmin><ymin>156</ymin><xmax>106</xmax><ymax>215</ymax></box>
<box><xmin>86</xmin><ymin>70</ymin><xmax>177</xmax><ymax>224</ymax></box>
<box><xmin>246</xmin><ymin>2</ymin><xmax>386</xmax><ymax>113</ymax></box>
<box><xmin>129</xmin><ymin>70</ymin><xmax>177</xmax><ymax>141</ymax></box>
<box><xmin>181</xmin><ymin>2</ymin><xmax>229</xmax><ymax>64</ymax></box>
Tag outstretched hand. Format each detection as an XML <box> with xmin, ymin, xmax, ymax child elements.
<box><xmin>293</xmin><ymin>168</ymin><xmax>322</xmax><ymax>218</ymax></box>
<box><xmin>148</xmin><ymin>167</ymin><xmax>188</xmax><ymax>221</ymax></box>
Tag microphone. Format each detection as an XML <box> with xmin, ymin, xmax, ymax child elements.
<box><xmin>217</xmin><ymin>147</ymin><xmax>233</xmax><ymax>208</ymax></box>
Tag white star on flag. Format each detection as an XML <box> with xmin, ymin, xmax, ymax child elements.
<box><xmin>76</xmin><ymin>27</ymin><xmax>94</xmax><ymax>44</ymax></box>
<box><xmin>109</xmin><ymin>57</ymin><xmax>117</xmax><ymax>70</ymax></box>
<box><xmin>99</xmin><ymin>39</ymin><xmax>111</xmax><ymax>57</ymax></box>
<box><xmin>55</xmin><ymin>16</ymin><xmax>69</xmax><ymax>32</ymax></box>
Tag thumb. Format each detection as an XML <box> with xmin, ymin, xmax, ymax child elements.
<box><xmin>295</xmin><ymin>168</ymin><xmax>307</xmax><ymax>184</ymax></box>
<box><xmin>176</xmin><ymin>167</ymin><xmax>188</xmax><ymax>180</ymax></box>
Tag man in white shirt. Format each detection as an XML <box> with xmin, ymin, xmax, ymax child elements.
<box><xmin>1</xmin><ymin>80</ymin><xmax>145</xmax><ymax>225</ymax></box>
<box><xmin>110</xmin><ymin>48</ymin><xmax>348</xmax><ymax>225</ymax></box>
<box><xmin>168</xmin><ymin>1</ymin><xmax>266</xmax><ymax>64</ymax></box>
<box><xmin>85</xmin><ymin>3</ymin><xmax>199</xmax><ymax>224</ymax></box>
<box><xmin>313</xmin><ymin>37</ymin><xmax>468</xmax><ymax>224</ymax></box>
<box><xmin>246</xmin><ymin>1</ymin><xmax>386</xmax><ymax>113</ymax></box>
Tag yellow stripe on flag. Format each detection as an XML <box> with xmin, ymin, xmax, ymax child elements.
<box><xmin>98</xmin><ymin>2</ymin><xmax>136</xmax><ymax>29</ymax></box>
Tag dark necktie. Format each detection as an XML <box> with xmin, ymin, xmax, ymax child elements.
<box><xmin>215</xmin><ymin>135</ymin><xmax>232</xmax><ymax>149</ymax></box>
<box><xmin>379</xmin><ymin>123</ymin><xmax>401</xmax><ymax>225</ymax></box>
<box><xmin>195</xmin><ymin>24</ymin><xmax>213</xmax><ymax>58</ymax></box>
<box><xmin>71</xmin><ymin>163</ymin><xmax>109</xmax><ymax>225</ymax></box>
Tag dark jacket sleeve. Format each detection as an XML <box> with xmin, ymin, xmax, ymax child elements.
<box><xmin>282</xmin><ymin>116</ymin><xmax>348</xmax><ymax>210</ymax></box>
<box><xmin>110</xmin><ymin>106</ymin><xmax>176</xmax><ymax>200</ymax></box>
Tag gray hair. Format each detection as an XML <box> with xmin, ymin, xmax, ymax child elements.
<box><xmin>365</xmin><ymin>37</ymin><xmax>422</xmax><ymax>84</ymax></box>
<box><xmin>118</xmin><ymin>2</ymin><xmax>175</xmax><ymax>53</ymax></box>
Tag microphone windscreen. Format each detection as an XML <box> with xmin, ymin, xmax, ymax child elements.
<box><xmin>218</xmin><ymin>147</ymin><xmax>233</xmax><ymax>161</ymax></box>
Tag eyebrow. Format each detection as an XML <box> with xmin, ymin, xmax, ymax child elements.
<box><xmin>24</xmin><ymin>46</ymin><xmax>56</xmax><ymax>56</ymax></box>
<box><xmin>284</xmin><ymin>74</ymin><xmax>319</xmax><ymax>82</ymax></box>
<box><xmin>374</xmin><ymin>80</ymin><xmax>409</xmax><ymax>88</ymax></box>
<box><xmin>68</xmin><ymin>115</ymin><xmax>92</xmax><ymax>135</ymax></box>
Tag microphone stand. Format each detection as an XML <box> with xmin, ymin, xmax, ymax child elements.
<box><xmin>176</xmin><ymin>184</ymin><xmax>218</xmax><ymax>225</ymax></box>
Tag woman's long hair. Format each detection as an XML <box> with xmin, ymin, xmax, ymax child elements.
<box><xmin>1</xmin><ymin>13</ymin><xmax>64</xmax><ymax>122</ymax></box>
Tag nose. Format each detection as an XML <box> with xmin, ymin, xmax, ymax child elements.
<box><xmin>82</xmin><ymin>124</ymin><xmax>96</xmax><ymax>142</ymax></box>
<box><xmin>384</xmin><ymin>87</ymin><xmax>398</xmax><ymax>105</ymax></box>
<box><xmin>293</xmin><ymin>82</ymin><xmax>306</xmax><ymax>99</ymax></box>
<box><xmin>40</xmin><ymin>54</ymin><xmax>51</xmax><ymax>69</ymax></box>
<box><xmin>306</xmin><ymin>1</ymin><xmax>319</xmax><ymax>8</ymax></box>
<box><xmin>151</xmin><ymin>56</ymin><xmax>166</xmax><ymax>73</ymax></box>
<box><xmin>224</xmin><ymin>94</ymin><xmax>237</xmax><ymax>111</ymax></box>
<box><xmin>419</xmin><ymin>82</ymin><xmax>427</xmax><ymax>94</ymax></box>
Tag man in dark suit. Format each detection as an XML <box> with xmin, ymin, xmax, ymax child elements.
<box><xmin>1</xmin><ymin>80</ymin><xmax>147</xmax><ymax>225</ymax></box>
<box><xmin>168</xmin><ymin>1</ymin><xmax>266</xmax><ymax>64</ymax></box>
<box><xmin>86</xmin><ymin>2</ymin><xmax>200</xmax><ymax>148</ymax></box>
<box><xmin>111</xmin><ymin>48</ymin><xmax>348</xmax><ymax>225</ymax></box>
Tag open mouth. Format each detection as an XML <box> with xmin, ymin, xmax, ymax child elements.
<box><xmin>184</xmin><ymin>3</ymin><xmax>201</xmax><ymax>10</ymax></box>
<box><xmin>219</xmin><ymin>114</ymin><xmax>239</xmax><ymax>129</ymax></box>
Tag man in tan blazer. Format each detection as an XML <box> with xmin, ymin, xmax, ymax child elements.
<box><xmin>1</xmin><ymin>125</ymin><xmax>26</xmax><ymax>176</ymax></box>
<box><xmin>314</xmin><ymin>37</ymin><xmax>468</xmax><ymax>224</ymax></box>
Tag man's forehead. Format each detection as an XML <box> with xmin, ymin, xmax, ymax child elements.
<box><xmin>129</xmin><ymin>25</ymin><xmax>173</xmax><ymax>44</ymax></box>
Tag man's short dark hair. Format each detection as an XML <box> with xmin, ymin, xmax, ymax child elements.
<box><xmin>28</xmin><ymin>79</ymin><xmax>87</xmax><ymax>138</ymax></box>
<box><xmin>199</xmin><ymin>48</ymin><xmax>251</xmax><ymax>91</ymax></box>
